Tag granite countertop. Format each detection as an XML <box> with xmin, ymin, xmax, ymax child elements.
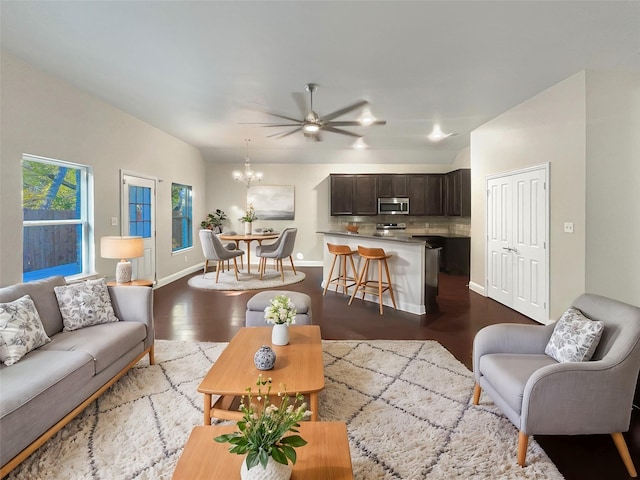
<box><xmin>317</xmin><ymin>230</ymin><xmax>426</xmax><ymax>244</ymax></box>
<box><xmin>320</xmin><ymin>230</ymin><xmax>470</xmax><ymax>241</ymax></box>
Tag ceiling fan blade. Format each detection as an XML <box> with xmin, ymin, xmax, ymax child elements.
<box><xmin>322</xmin><ymin>100</ymin><xmax>368</xmax><ymax>121</ymax></box>
<box><xmin>258</xmin><ymin>110</ymin><xmax>304</xmax><ymax>123</ymax></box>
<box><xmin>325</xmin><ymin>121</ymin><xmax>363</xmax><ymax>127</ymax></box>
<box><xmin>322</xmin><ymin>126</ymin><xmax>363</xmax><ymax>138</ymax></box>
<box><xmin>268</xmin><ymin>126</ymin><xmax>303</xmax><ymax>139</ymax></box>
<box><xmin>238</xmin><ymin>122</ymin><xmax>301</xmax><ymax>126</ymax></box>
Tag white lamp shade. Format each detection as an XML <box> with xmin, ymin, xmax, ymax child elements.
<box><xmin>100</xmin><ymin>236</ymin><xmax>144</xmax><ymax>260</ymax></box>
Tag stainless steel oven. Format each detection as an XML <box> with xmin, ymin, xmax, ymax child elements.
<box><xmin>377</xmin><ymin>197</ymin><xmax>409</xmax><ymax>215</ymax></box>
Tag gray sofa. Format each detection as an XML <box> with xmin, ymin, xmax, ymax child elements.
<box><xmin>0</xmin><ymin>276</ymin><xmax>154</xmax><ymax>477</ymax></box>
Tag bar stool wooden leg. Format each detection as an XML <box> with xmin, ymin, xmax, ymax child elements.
<box><xmin>323</xmin><ymin>253</ymin><xmax>340</xmax><ymax>295</ymax></box>
<box><xmin>383</xmin><ymin>256</ymin><xmax>397</xmax><ymax>310</ymax></box>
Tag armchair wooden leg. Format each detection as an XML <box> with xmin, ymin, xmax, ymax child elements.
<box><xmin>611</xmin><ymin>432</ymin><xmax>638</xmax><ymax>477</ymax></box>
<box><xmin>517</xmin><ymin>432</ymin><xmax>528</xmax><ymax>467</ymax></box>
<box><xmin>472</xmin><ymin>383</ymin><xmax>481</xmax><ymax>405</ymax></box>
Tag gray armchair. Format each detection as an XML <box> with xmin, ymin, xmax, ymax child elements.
<box><xmin>255</xmin><ymin>228</ymin><xmax>298</xmax><ymax>281</ymax></box>
<box><xmin>472</xmin><ymin>293</ymin><xmax>640</xmax><ymax>477</ymax></box>
<box><xmin>199</xmin><ymin>229</ymin><xmax>245</xmax><ymax>282</ymax></box>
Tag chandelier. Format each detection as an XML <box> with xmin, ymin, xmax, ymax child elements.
<box><xmin>232</xmin><ymin>139</ymin><xmax>262</xmax><ymax>187</ymax></box>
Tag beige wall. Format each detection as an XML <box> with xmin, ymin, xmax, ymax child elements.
<box><xmin>0</xmin><ymin>52</ymin><xmax>207</xmax><ymax>286</ymax></box>
<box><xmin>470</xmin><ymin>69</ymin><xmax>640</xmax><ymax>318</ymax></box>
<box><xmin>470</xmin><ymin>71</ymin><xmax>588</xmax><ymax>320</ymax></box>
<box><xmin>585</xmin><ymin>70</ymin><xmax>640</xmax><ymax>305</ymax></box>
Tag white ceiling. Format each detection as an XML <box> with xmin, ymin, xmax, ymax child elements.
<box><xmin>2</xmin><ymin>1</ymin><xmax>639</xmax><ymax>165</ymax></box>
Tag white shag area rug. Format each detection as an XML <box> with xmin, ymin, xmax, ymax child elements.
<box><xmin>7</xmin><ymin>340</ymin><xmax>564</xmax><ymax>480</ymax></box>
<box><xmin>188</xmin><ymin>268</ymin><xmax>305</xmax><ymax>291</ymax></box>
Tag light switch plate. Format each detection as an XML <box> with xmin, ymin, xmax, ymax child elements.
<box><xmin>111</xmin><ymin>217</ymin><xmax>118</xmax><ymax>226</ymax></box>
<box><xmin>564</xmin><ymin>222</ymin><xmax>574</xmax><ymax>233</ymax></box>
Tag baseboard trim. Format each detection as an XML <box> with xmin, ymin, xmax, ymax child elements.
<box><xmin>469</xmin><ymin>281</ymin><xmax>485</xmax><ymax>296</ymax></box>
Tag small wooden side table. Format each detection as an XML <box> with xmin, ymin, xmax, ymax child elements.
<box><xmin>172</xmin><ymin>422</ymin><xmax>353</xmax><ymax>479</ymax></box>
<box><xmin>106</xmin><ymin>279</ymin><xmax>154</xmax><ymax>287</ymax></box>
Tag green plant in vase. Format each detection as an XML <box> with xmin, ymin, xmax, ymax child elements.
<box><xmin>201</xmin><ymin>209</ymin><xmax>227</xmax><ymax>233</ymax></box>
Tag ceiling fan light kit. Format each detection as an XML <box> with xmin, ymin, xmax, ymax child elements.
<box><xmin>427</xmin><ymin>124</ymin><xmax>457</xmax><ymax>142</ymax></box>
<box><xmin>242</xmin><ymin>83</ymin><xmax>386</xmax><ymax>141</ymax></box>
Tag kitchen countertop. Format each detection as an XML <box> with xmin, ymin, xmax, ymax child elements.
<box><xmin>319</xmin><ymin>230</ymin><xmax>470</xmax><ymax>241</ymax></box>
<box><xmin>317</xmin><ymin>230</ymin><xmax>425</xmax><ymax>244</ymax></box>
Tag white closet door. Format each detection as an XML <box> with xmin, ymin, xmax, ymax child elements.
<box><xmin>486</xmin><ymin>166</ymin><xmax>548</xmax><ymax>323</ymax></box>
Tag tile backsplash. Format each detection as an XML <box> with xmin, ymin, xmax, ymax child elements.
<box><xmin>331</xmin><ymin>216</ymin><xmax>471</xmax><ymax>236</ymax></box>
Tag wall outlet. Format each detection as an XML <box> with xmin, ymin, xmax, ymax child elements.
<box><xmin>564</xmin><ymin>222</ymin><xmax>574</xmax><ymax>233</ymax></box>
<box><xmin>184</xmin><ymin>255</ymin><xmax>188</xmax><ymax>263</ymax></box>
<box><xmin>111</xmin><ymin>217</ymin><xmax>118</xmax><ymax>226</ymax></box>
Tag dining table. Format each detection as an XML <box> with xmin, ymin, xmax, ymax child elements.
<box><xmin>218</xmin><ymin>232</ymin><xmax>279</xmax><ymax>274</ymax></box>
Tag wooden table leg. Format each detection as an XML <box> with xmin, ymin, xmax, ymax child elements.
<box><xmin>204</xmin><ymin>393</ymin><xmax>212</xmax><ymax>425</ymax></box>
<box><xmin>309</xmin><ymin>392</ymin><xmax>319</xmax><ymax>421</ymax></box>
<box><xmin>244</xmin><ymin>240</ymin><xmax>252</xmax><ymax>274</ymax></box>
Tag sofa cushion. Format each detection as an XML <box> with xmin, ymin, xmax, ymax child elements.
<box><xmin>479</xmin><ymin>353</ymin><xmax>557</xmax><ymax>414</ymax></box>
<box><xmin>0</xmin><ymin>349</ymin><xmax>95</xmax><ymax>466</ymax></box>
<box><xmin>40</xmin><ymin>321</ymin><xmax>146</xmax><ymax>374</ymax></box>
<box><xmin>545</xmin><ymin>307</ymin><xmax>605</xmax><ymax>363</ymax></box>
<box><xmin>54</xmin><ymin>278</ymin><xmax>119</xmax><ymax>332</ymax></box>
<box><xmin>0</xmin><ymin>276</ymin><xmax>66</xmax><ymax>337</ymax></box>
<box><xmin>0</xmin><ymin>295</ymin><xmax>51</xmax><ymax>366</ymax></box>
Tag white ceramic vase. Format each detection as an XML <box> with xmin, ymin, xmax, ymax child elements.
<box><xmin>240</xmin><ymin>456</ymin><xmax>291</xmax><ymax>480</ymax></box>
<box><xmin>271</xmin><ymin>323</ymin><xmax>290</xmax><ymax>346</ymax></box>
<box><xmin>244</xmin><ymin>222</ymin><xmax>252</xmax><ymax>235</ymax></box>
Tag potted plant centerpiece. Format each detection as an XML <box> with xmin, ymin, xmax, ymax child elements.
<box><xmin>240</xmin><ymin>204</ymin><xmax>258</xmax><ymax>235</ymax></box>
<box><xmin>201</xmin><ymin>209</ymin><xmax>227</xmax><ymax>234</ymax></box>
<box><xmin>264</xmin><ymin>294</ymin><xmax>297</xmax><ymax>345</ymax></box>
<box><xmin>215</xmin><ymin>375</ymin><xmax>310</xmax><ymax>480</ymax></box>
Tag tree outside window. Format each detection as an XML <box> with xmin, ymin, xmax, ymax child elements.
<box><xmin>171</xmin><ymin>183</ymin><xmax>192</xmax><ymax>252</ymax></box>
<box><xmin>22</xmin><ymin>155</ymin><xmax>93</xmax><ymax>281</ymax></box>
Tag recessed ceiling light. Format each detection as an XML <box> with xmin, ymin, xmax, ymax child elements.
<box><xmin>427</xmin><ymin>124</ymin><xmax>456</xmax><ymax>142</ymax></box>
<box><xmin>353</xmin><ymin>138</ymin><xmax>367</xmax><ymax>149</ymax></box>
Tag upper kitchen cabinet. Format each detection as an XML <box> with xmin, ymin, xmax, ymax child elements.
<box><xmin>445</xmin><ymin>169</ymin><xmax>471</xmax><ymax>217</ymax></box>
<box><xmin>330</xmin><ymin>174</ymin><xmax>378</xmax><ymax>216</ymax></box>
<box><xmin>378</xmin><ymin>175</ymin><xmax>408</xmax><ymax>198</ymax></box>
<box><xmin>425</xmin><ymin>174</ymin><xmax>445</xmax><ymax>216</ymax></box>
<box><xmin>407</xmin><ymin>175</ymin><xmax>426</xmax><ymax>215</ymax></box>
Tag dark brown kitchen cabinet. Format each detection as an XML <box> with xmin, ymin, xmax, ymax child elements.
<box><xmin>378</xmin><ymin>175</ymin><xmax>408</xmax><ymax>198</ymax></box>
<box><xmin>330</xmin><ymin>174</ymin><xmax>378</xmax><ymax>216</ymax></box>
<box><xmin>445</xmin><ymin>169</ymin><xmax>471</xmax><ymax>217</ymax></box>
<box><xmin>425</xmin><ymin>174</ymin><xmax>444</xmax><ymax>216</ymax></box>
<box><xmin>407</xmin><ymin>175</ymin><xmax>426</xmax><ymax>215</ymax></box>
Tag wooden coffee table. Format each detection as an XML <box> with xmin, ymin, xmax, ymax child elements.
<box><xmin>172</xmin><ymin>422</ymin><xmax>353</xmax><ymax>479</ymax></box>
<box><xmin>198</xmin><ymin>325</ymin><xmax>324</xmax><ymax>423</ymax></box>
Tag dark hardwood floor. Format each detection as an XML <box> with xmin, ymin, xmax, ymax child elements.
<box><xmin>154</xmin><ymin>266</ymin><xmax>639</xmax><ymax>480</ymax></box>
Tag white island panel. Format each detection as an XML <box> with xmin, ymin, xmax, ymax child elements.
<box><xmin>320</xmin><ymin>232</ymin><xmax>426</xmax><ymax>315</ymax></box>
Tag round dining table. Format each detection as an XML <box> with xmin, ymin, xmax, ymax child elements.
<box><xmin>218</xmin><ymin>233</ymin><xmax>279</xmax><ymax>274</ymax></box>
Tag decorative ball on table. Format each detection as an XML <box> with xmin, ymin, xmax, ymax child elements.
<box><xmin>254</xmin><ymin>345</ymin><xmax>276</xmax><ymax>370</ymax></box>
<box><xmin>264</xmin><ymin>294</ymin><xmax>297</xmax><ymax>346</ymax></box>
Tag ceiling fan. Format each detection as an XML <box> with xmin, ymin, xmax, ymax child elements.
<box><xmin>242</xmin><ymin>84</ymin><xmax>386</xmax><ymax>141</ymax></box>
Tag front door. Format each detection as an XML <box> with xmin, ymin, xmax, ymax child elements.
<box><xmin>486</xmin><ymin>165</ymin><xmax>548</xmax><ymax>323</ymax></box>
<box><xmin>121</xmin><ymin>173</ymin><xmax>156</xmax><ymax>283</ymax></box>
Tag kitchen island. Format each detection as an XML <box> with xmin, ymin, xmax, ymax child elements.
<box><xmin>318</xmin><ymin>231</ymin><xmax>438</xmax><ymax>315</ymax></box>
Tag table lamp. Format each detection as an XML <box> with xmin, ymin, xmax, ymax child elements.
<box><xmin>100</xmin><ymin>236</ymin><xmax>144</xmax><ymax>283</ymax></box>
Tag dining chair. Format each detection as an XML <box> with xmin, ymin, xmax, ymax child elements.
<box><xmin>199</xmin><ymin>229</ymin><xmax>245</xmax><ymax>282</ymax></box>
<box><xmin>256</xmin><ymin>228</ymin><xmax>298</xmax><ymax>281</ymax></box>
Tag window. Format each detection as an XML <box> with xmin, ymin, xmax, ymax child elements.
<box><xmin>22</xmin><ymin>155</ymin><xmax>93</xmax><ymax>281</ymax></box>
<box><xmin>171</xmin><ymin>183</ymin><xmax>192</xmax><ymax>252</ymax></box>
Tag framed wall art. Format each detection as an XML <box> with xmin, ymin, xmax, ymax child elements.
<box><xmin>247</xmin><ymin>185</ymin><xmax>295</xmax><ymax>220</ymax></box>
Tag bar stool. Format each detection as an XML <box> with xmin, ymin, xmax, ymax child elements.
<box><xmin>323</xmin><ymin>243</ymin><xmax>358</xmax><ymax>295</ymax></box>
<box><xmin>348</xmin><ymin>245</ymin><xmax>397</xmax><ymax>315</ymax></box>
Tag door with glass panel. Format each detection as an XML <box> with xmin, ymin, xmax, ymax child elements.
<box><xmin>121</xmin><ymin>173</ymin><xmax>156</xmax><ymax>283</ymax></box>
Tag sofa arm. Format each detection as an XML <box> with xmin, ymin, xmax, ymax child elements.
<box><xmin>108</xmin><ymin>285</ymin><xmax>155</xmax><ymax>352</ymax></box>
<box><xmin>473</xmin><ymin>323</ymin><xmax>555</xmax><ymax>382</ymax></box>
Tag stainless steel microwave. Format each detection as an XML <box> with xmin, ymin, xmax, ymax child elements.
<box><xmin>378</xmin><ymin>197</ymin><xmax>409</xmax><ymax>215</ymax></box>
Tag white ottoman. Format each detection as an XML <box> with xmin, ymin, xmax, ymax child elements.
<box><xmin>245</xmin><ymin>290</ymin><xmax>312</xmax><ymax>327</ymax></box>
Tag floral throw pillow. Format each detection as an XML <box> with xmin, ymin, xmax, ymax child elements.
<box><xmin>54</xmin><ymin>278</ymin><xmax>119</xmax><ymax>332</ymax></box>
<box><xmin>545</xmin><ymin>307</ymin><xmax>604</xmax><ymax>362</ymax></box>
<box><xmin>0</xmin><ymin>295</ymin><xmax>51</xmax><ymax>366</ymax></box>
